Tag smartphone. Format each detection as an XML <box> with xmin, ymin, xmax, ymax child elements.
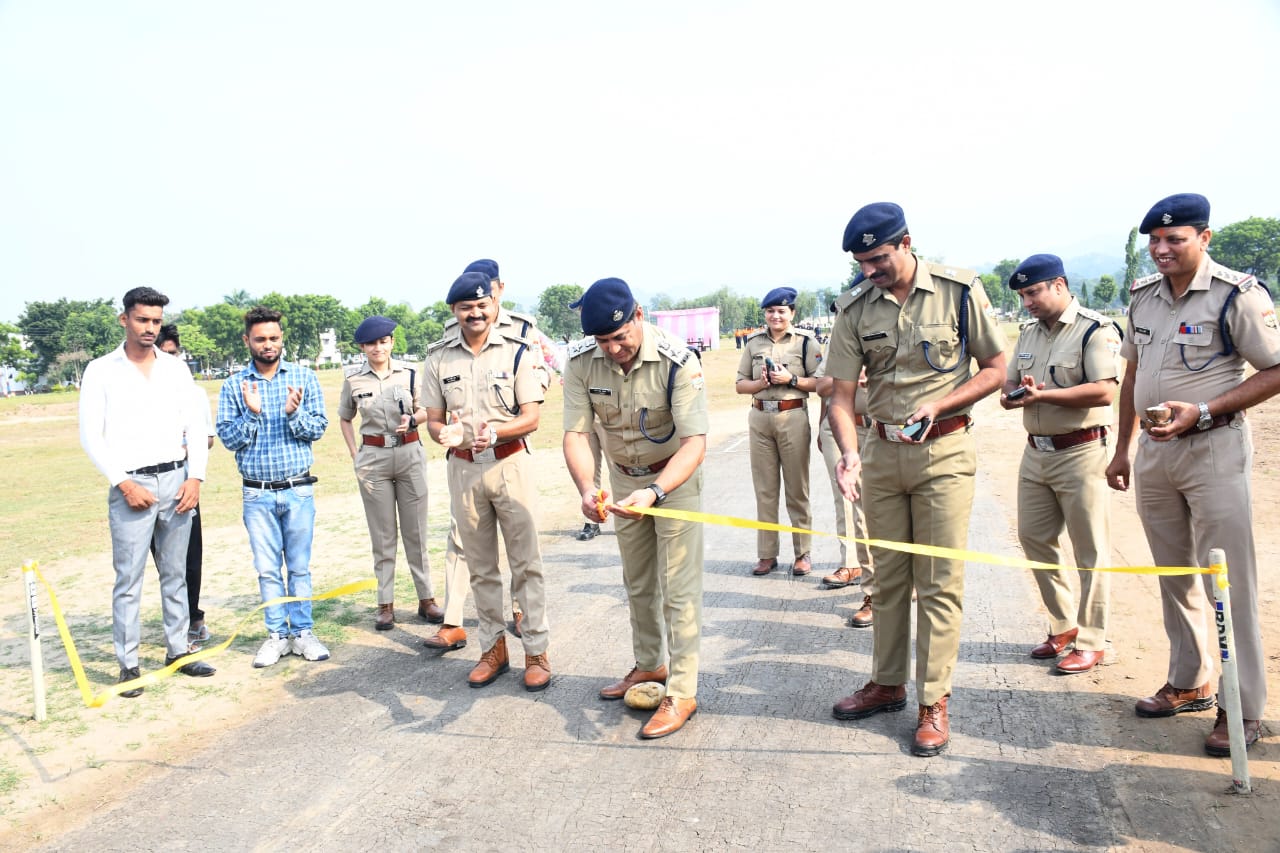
<box><xmin>1007</xmin><ymin>386</ymin><xmax>1029</xmax><ymax>401</ymax></box>
<box><xmin>764</xmin><ymin>357</ymin><xmax>777</xmax><ymax>373</ymax></box>
<box><xmin>901</xmin><ymin>416</ymin><xmax>932</xmax><ymax>441</ymax></box>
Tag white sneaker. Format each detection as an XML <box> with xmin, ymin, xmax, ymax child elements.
<box><xmin>253</xmin><ymin>633</ymin><xmax>292</xmax><ymax>668</ymax></box>
<box><xmin>290</xmin><ymin>629</ymin><xmax>330</xmax><ymax>661</ymax></box>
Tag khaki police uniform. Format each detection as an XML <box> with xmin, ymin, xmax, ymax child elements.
<box><xmin>338</xmin><ymin>359</ymin><xmax>435</xmax><ymax>605</ymax></box>
<box><xmin>424</xmin><ymin>320</ymin><xmax>549</xmax><ymax>655</ymax></box>
<box><xmin>825</xmin><ymin>261</ymin><xmax>1007</xmax><ymax>705</ymax></box>
<box><xmin>737</xmin><ymin>325</ymin><xmax>820</xmax><ymax>560</ymax></box>
<box><xmin>1123</xmin><ymin>256</ymin><xmax>1280</xmax><ymax>720</ymax></box>
<box><xmin>562</xmin><ymin>323</ymin><xmax>708</xmax><ymax>699</ymax></box>
<box><xmin>1010</xmin><ymin>298</ymin><xmax>1119</xmax><ymax>651</ymax></box>
<box><xmin>438</xmin><ymin>308</ymin><xmax>542</xmax><ymax>626</ymax></box>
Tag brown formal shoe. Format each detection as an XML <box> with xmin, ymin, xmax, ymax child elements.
<box><xmin>511</xmin><ymin>610</ymin><xmax>524</xmax><ymax>638</ymax></box>
<box><xmin>640</xmin><ymin>696</ymin><xmax>697</xmax><ymax>739</ymax></box>
<box><xmin>1055</xmin><ymin>649</ymin><xmax>1104</xmax><ymax>674</ymax></box>
<box><xmin>832</xmin><ymin>681</ymin><xmax>907</xmax><ymax>720</ymax></box>
<box><xmin>912</xmin><ymin>696</ymin><xmax>950</xmax><ymax>757</ymax></box>
<box><xmin>848</xmin><ymin>594</ymin><xmax>874</xmax><ymax>628</ymax></box>
<box><xmin>822</xmin><ymin>566</ymin><xmax>863</xmax><ymax>588</ymax></box>
<box><xmin>1135</xmin><ymin>681</ymin><xmax>1214</xmax><ymax>718</ymax></box>
<box><xmin>524</xmin><ymin>653</ymin><xmax>551</xmax><ymax>692</ymax></box>
<box><xmin>752</xmin><ymin>557</ymin><xmax>778</xmax><ymax>576</ymax></box>
<box><xmin>600</xmin><ymin>664</ymin><xmax>670</xmax><ymax>700</ymax></box>
<box><xmin>1030</xmin><ymin>628</ymin><xmax>1077</xmax><ymax>658</ymax></box>
<box><xmin>418</xmin><ymin>598</ymin><xmax>444</xmax><ymax>624</ymax></box>
<box><xmin>468</xmin><ymin>637</ymin><xmax>509</xmax><ymax>688</ymax></box>
<box><xmin>423</xmin><ymin>625</ymin><xmax>467</xmax><ymax>652</ymax></box>
<box><xmin>792</xmin><ymin>553</ymin><xmax>812</xmax><ymax>576</ymax></box>
<box><xmin>1204</xmin><ymin>706</ymin><xmax>1263</xmax><ymax>756</ymax></box>
<box><xmin>375</xmin><ymin>603</ymin><xmax>395</xmax><ymax>631</ymax></box>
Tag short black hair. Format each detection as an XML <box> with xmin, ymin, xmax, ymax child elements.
<box><xmin>157</xmin><ymin>324</ymin><xmax>181</xmax><ymax>348</ymax></box>
<box><xmin>243</xmin><ymin>305</ymin><xmax>283</xmax><ymax>335</ymax></box>
<box><xmin>122</xmin><ymin>286</ymin><xmax>169</xmax><ymax>313</ymax></box>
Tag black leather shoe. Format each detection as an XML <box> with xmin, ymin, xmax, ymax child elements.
<box><xmin>165</xmin><ymin>654</ymin><xmax>216</xmax><ymax>677</ymax></box>
<box><xmin>118</xmin><ymin>666</ymin><xmax>143</xmax><ymax>698</ymax></box>
<box><xmin>576</xmin><ymin>523</ymin><xmax>601</xmax><ymax>541</ymax></box>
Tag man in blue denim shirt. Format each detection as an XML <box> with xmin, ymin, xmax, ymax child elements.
<box><xmin>217</xmin><ymin>306</ymin><xmax>331</xmax><ymax>667</ymax></box>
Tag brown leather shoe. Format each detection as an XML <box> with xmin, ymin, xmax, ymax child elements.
<box><xmin>1055</xmin><ymin>649</ymin><xmax>1104</xmax><ymax>674</ymax></box>
<box><xmin>792</xmin><ymin>553</ymin><xmax>812</xmax><ymax>576</ymax></box>
<box><xmin>600</xmin><ymin>664</ymin><xmax>669</xmax><ymax>700</ymax></box>
<box><xmin>524</xmin><ymin>653</ymin><xmax>551</xmax><ymax>692</ymax></box>
<box><xmin>468</xmin><ymin>637</ymin><xmax>509</xmax><ymax>688</ymax></box>
<box><xmin>1135</xmin><ymin>681</ymin><xmax>1214</xmax><ymax>718</ymax></box>
<box><xmin>822</xmin><ymin>566</ymin><xmax>862</xmax><ymax>588</ymax></box>
<box><xmin>752</xmin><ymin>557</ymin><xmax>778</xmax><ymax>576</ymax></box>
<box><xmin>511</xmin><ymin>610</ymin><xmax>524</xmax><ymax>638</ymax></box>
<box><xmin>375</xmin><ymin>603</ymin><xmax>395</xmax><ymax>631</ymax></box>
<box><xmin>832</xmin><ymin>681</ymin><xmax>907</xmax><ymax>720</ymax></box>
<box><xmin>1030</xmin><ymin>628</ymin><xmax>1077</xmax><ymax>659</ymax></box>
<box><xmin>640</xmin><ymin>696</ymin><xmax>697</xmax><ymax>739</ymax></box>
<box><xmin>1204</xmin><ymin>706</ymin><xmax>1263</xmax><ymax>756</ymax></box>
<box><xmin>912</xmin><ymin>696</ymin><xmax>950</xmax><ymax>757</ymax></box>
<box><xmin>418</xmin><ymin>598</ymin><xmax>444</xmax><ymax>624</ymax></box>
<box><xmin>848</xmin><ymin>594</ymin><xmax>874</xmax><ymax>628</ymax></box>
<box><xmin>423</xmin><ymin>625</ymin><xmax>467</xmax><ymax>651</ymax></box>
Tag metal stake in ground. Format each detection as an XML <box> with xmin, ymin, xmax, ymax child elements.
<box><xmin>1210</xmin><ymin>547</ymin><xmax>1250</xmax><ymax>795</ymax></box>
<box><xmin>23</xmin><ymin>560</ymin><xmax>47</xmax><ymax>722</ymax></box>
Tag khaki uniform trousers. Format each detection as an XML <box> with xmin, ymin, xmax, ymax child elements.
<box><xmin>610</xmin><ymin>467</ymin><xmax>704</xmax><ymax>699</ymax></box>
<box><xmin>1133</xmin><ymin>422</ymin><xmax>1266</xmax><ymax>719</ymax></box>
<box><xmin>446</xmin><ymin>451</ymin><xmax>548</xmax><ymax>654</ymax></box>
<box><xmin>1018</xmin><ymin>439</ymin><xmax>1111</xmax><ymax>650</ymax></box>
<box><xmin>748</xmin><ymin>405</ymin><xmax>812</xmax><ymax>559</ymax></box>
<box><xmin>862</xmin><ymin>429</ymin><xmax>975</xmax><ymax>706</ymax></box>
<box><xmin>819</xmin><ymin>416</ymin><xmax>874</xmax><ymax>589</ymax></box>
<box><xmin>354</xmin><ymin>441</ymin><xmax>434</xmax><ymax>604</ymax></box>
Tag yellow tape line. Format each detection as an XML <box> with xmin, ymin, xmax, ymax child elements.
<box><xmin>28</xmin><ymin>562</ymin><xmax>374</xmax><ymax>707</ymax></box>
<box><xmin>616</xmin><ymin>505</ymin><xmax>1209</xmax><ymax>577</ymax></box>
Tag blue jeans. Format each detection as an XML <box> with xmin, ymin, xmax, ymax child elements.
<box><xmin>242</xmin><ymin>484</ymin><xmax>316</xmax><ymax>635</ymax></box>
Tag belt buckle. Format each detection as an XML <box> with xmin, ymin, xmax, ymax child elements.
<box><xmin>883</xmin><ymin>424</ymin><xmax>905</xmax><ymax>443</ymax></box>
<box><xmin>761</xmin><ymin>400</ymin><xmax>780</xmax><ymax>413</ymax></box>
<box><xmin>621</xmin><ymin>464</ymin><xmax>647</xmax><ymax>476</ymax></box>
<box><xmin>472</xmin><ymin>446</ymin><xmax>496</xmax><ymax>463</ymax></box>
<box><xmin>1033</xmin><ymin>435</ymin><xmax>1056</xmax><ymax>452</ymax></box>
<box><xmin>384</xmin><ymin>434</ymin><xmax>402</xmax><ymax>447</ymax></box>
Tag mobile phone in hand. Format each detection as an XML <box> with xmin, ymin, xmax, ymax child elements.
<box><xmin>902</xmin><ymin>416</ymin><xmax>931</xmax><ymax>441</ymax></box>
<box><xmin>1007</xmin><ymin>386</ymin><xmax>1028</xmax><ymax>401</ymax></box>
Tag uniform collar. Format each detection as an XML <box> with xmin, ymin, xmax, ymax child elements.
<box><xmin>1045</xmin><ymin>296</ymin><xmax>1082</xmax><ymax>329</ymax></box>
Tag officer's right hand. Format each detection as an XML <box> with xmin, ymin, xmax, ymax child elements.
<box><xmin>581</xmin><ymin>489</ymin><xmax>608</xmax><ymax>523</ymax></box>
<box><xmin>1105</xmin><ymin>453</ymin><xmax>1131</xmax><ymax>492</ymax></box>
<box><xmin>119</xmin><ymin>480</ymin><xmax>158</xmax><ymax>511</ymax></box>
<box><xmin>835</xmin><ymin>452</ymin><xmax>862</xmax><ymax>502</ymax></box>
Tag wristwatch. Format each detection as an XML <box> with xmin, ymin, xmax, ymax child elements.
<box><xmin>646</xmin><ymin>483</ymin><xmax>667</xmax><ymax>505</ymax></box>
<box><xmin>787</xmin><ymin>375</ymin><xmax>799</xmax><ymax>388</ymax></box>
<box><xmin>1196</xmin><ymin>402</ymin><xmax>1213</xmax><ymax>431</ymax></box>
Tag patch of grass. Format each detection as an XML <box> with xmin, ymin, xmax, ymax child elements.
<box><xmin>0</xmin><ymin>761</ymin><xmax>21</xmax><ymax>795</ymax></box>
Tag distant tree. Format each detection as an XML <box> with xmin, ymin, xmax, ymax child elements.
<box><xmin>0</xmin><ymin>322</ymin><xmax>33</xmax><ymax>376</ymax></box>
<box><xmin>650</xmin><ymin>293</ymin><xmax>675</xmax><ymax>312</ymax></box>
<box><xmin>1093</xmin><ymin>275</ymin><xmax>1117</xmax><ymax>309</ymax></box>
<box><xmin>1210</xmin><ymin>217</ymin><xmax>1280</xmax><ymax>284</ymax></box>
<box><xmin>224</xmin><ymin>289</ymin><xmax>256</xmax><ymax>309</ymax></box>
<box><xmin>185</xmin><ymin>302</ymin><xmax>250</xmax><ymax>368</ymax></box>
<box><xmin>54</xmin><ymin>349</ymin><xmax>91</xmax><ymax>385</ymax></box>
<box><xmin>176</xmin><ymin>323</ymin><xmax>216</xmax><ymax>371</ymax></box>
<box><xmin>61</xmin><ymin>302</ymin><xmax>123</xmax><ymax>358</ymax></box>
<box><xmin>18</xmin><ymin>298</ymin><xmax>114</xmax><ymax>374</ymax></box>
<box><xmin>1079</xmin><ymin>280</ymin><xmax>1092</xmax><ymax>308</ymax></box>
<box><xmin>981</xmin><ymin>273</ymin><xmax>1018</xmax><ymax>316</ymax></box>
<box><xmin>794</xmin><ymin>290</ymin><xmax>818</xmax><ymax>323</ymax></box>
<box><xmin>536</xmin><ymin>284</ymin><xmax>586</xmax><ymax>340</ymax></box>
<box><xmin>1122</xmin><ymin>227</ymin><xmax>1142</xmax><ymax>306</ymax></box>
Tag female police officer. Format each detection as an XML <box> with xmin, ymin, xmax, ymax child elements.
<box><xmin>338</xmin><ymin>315</ymin><xmax>442</xmax><ymax>630</ymax></box>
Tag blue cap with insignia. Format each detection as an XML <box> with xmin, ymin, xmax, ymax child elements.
<box><xmin>354</xmin><ymin>315</ymin><xmax>397</xmax><ymax>343</ymax></box>
<box><xmin>447</xmin><ymin>271</ymin><xmax>495</xmax><ymax>305</ymax></box>
<box><xmin>1008</xmin><ymin>254</ymin><xmax>1065</xmax><ymax>289</ymax></box>
<box><xmin>579</xmin><ymin>277</ymin><xmax>637</xmax><ymax>336</ymax></box>
<box><xmin>463</xmin><ymin>258</ymin><xmax>500</xmax><ymax>280</ymax></box>
<box><xmin>761</xmin><ymin>287</ymin><xmax>797</xmax><ymax>309</ymax></box>
<box><xmin>842</xmin><ymin>202</ymin><xmax>909</xmax><ymax>253</ymax></box>
<box><xmin>1139</xmin><ymin>193</ymin><xmax>1210</xmax><ymax>234</ymax></box>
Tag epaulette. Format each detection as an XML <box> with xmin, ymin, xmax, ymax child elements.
<box><xmin>567</xmin><ymin>337</ymin><xmax>597</xmax><ymax>359</ymax></box>
<box><xmin>443</xmin><ymin>316</ymin><xmax>459</xmax><ymax>330</ymax></box>
<box><xmin>835</xmin><ymin>283</ymin><xmax>872</xmax><ymax>313</ymax></box>
<box><xmin>427</xmin><ymin>338</ymin><xmax>450</xmax><ymax>354</ymax></box>
<box><xmin>1075</xmin><ymin>305</ymin><xmax>1113</xmax><ymax>326</ymax></box>
<box><xmin>1210</xmin><ymin>261</ymin><xmax>1257</xmax><ymax>292</ymax></box>
<box><xmin>655</xmin><ymin>336</ymin><xmax>692</xmax><ymax>367</ymax></box>
<box><xmin>343</xmin><ymin>364</ymin><xmax>364</xmax><ymax>378</ymax></box>
<box><xmin>745</xmin><ymin>328</ymin><xmax>769</xmax><ymax>341</ymax></box>
<box><xmin>505</xmin><ymin>309</ymin><xmax>539</xmax><ymax>328</ymax></box>
<box><xmin>927</xmin><ymin>261</ymin><xmax>979</xmax><ymax>286</ymax></box>
<box><xmin>791</xmin><ymin>326</ymin><xmax>817</xmax><ymax>340</ymax></box>
<box><xmin>1020</xmin><ymin>317</ymin><xmax>1037</xmax><ymax>331</ymax></box>
<box><xmin>1132</xmin><ymin>272</ymin><xmax>1161</xmax><ymax>292</ymax></box>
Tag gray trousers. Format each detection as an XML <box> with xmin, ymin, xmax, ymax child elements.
<box><xmin>109</xmin><ymin>467</ymin><xmax>192</xmax><ymax>668</ymax></box>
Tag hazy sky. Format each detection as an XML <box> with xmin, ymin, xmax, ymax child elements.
<box><xmin>2</xmin><ymin>1</ymin><xmax>1278</xmax><ymax>324</ymax></box>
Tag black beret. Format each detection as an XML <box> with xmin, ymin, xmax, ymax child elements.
<box><xmin>447</xmin><ymin>272</ymin><xmax>495</xmax><ymax>305</ymax></box>
<box><xmin>463</xmin><ymin>258</ymin><xmax>500</xmax><ymax>280</ymax></box>
<box><xmin>1139</xmin><ymin>193</ymin><xmax>1210</xmax><ymax>234</ymax></box>
<box><xmin>842</xmin><ymin>202</ymin><xmax>908</xmax><ymax>253</ymax></box>
<box><xmin>354</xmin><ymin>315</ymin><xmax>397</xmax><ymax>343</ymax></box>
<box><xmin>761</xmin><ymin>287</ymin><xmax>797</xmax><ymax>309</ymax></box>
<box><xmin>1008</xmin><ymin>254</ymin><xmax>1065</xmax><ymax>290</ymax></box>
<box><xmin>579</xmin><ymin>278</ymin><xmax>637</xmax><ymax>336</ymax></box>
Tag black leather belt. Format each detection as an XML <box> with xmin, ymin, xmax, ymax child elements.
<box><xmin>128</xmin><ymin>460</ymin><xmax>183</xmax><ymax>476</ymax></box>
<box><xmin>242</xmin><ymin>473</ymin><xmax>318</xmax><ymax>490</ymax></box>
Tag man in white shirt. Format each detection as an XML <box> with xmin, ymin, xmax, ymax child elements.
<box><xmin>79</xmin><ymin>287</ymin><xmax>215</xmax><ymax>697</ymax></box>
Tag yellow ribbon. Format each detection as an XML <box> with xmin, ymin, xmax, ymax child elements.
<box><xmin>28</xmin><ymin>562</ymin><xmax>375</xmax><ymax>707</ymax></box>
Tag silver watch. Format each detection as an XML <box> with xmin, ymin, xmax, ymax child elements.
<box><xmin>1196</xmin><ymin>402</ymin><xmax>1213</xmax><ymax>431</ymax></box>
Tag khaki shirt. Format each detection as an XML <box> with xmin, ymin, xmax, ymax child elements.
<box><xmin>424</xmin><ymin>325</ymin><xmax>545</xmax><ymax>427</ymax></box>
<box><xmin>1121</xmin><ymin>255</ymin><xmax>1280</xmax><ymax>414</ymax></box>
<box><xmin>736</xmin><ymin>326</ymin><xmax>820</xmax><ymax>401</ymax></box>
<box><xmin>563</xmin><ymin>323</ymin><xmax>708</xmax><ymax>469</ymax></box>
<box><xmin>825</xmin><ymin>260</ymin><xmax>1008</xmax><ymax>423</ymax></box>
<box><xmin>816</xmin><ymin>309</ymin><xmax>868</xmax><ymax>416</ymax></box>
<box><xmin>337</xmin><ymin>359</ymin><xmax>423</xmax><ymax>436</ymax></box>
<box><xmin>1009</xmin><ymin>298</ymin><xmax>1121</xmax><ymax>435</ymax></box>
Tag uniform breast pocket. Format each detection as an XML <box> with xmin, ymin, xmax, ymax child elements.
<box><xmin>1130</xmin><ymin>328</ymin><xmax>1153</xmax><ymax>351</ymax></box>
<box><xmin>443</xmin><ymin>383</ymin><xmax>467</xmax><ymax>412</ymax></box>
<box><xmin>912</xmin><ymin>324</ymin><xmax>961</xmax><ymax>371</ymax></box>
<box><xmin>635</xmin><ymin>391</ymin><xmax>674</xmax><ymax>441</ymax></box>
<box><xmin>860</xmin><ymin>329</ymin><xmax>899</xmax><ymax>375</ymax></box>
<box><xmin>1015</xmin><ymin>353</ymin><xmax>1036</xmax><ymax>373</ymax></box>
<box><xmin>488</xmin><ymin>373</ymin><xmax>519</xmax><ymax>415</ymax></box>
<box><xmin>1173</xmin><ymin>327</ymin><xmax>1218</xmax><ymax>361</ymax></box>
<box><xmin>591</xmin><ymin>398</ymin><xmax>623</xmax><ymax>427</ymax></box>
<box><xmin>1048</xmin><ymin>354</ymin><xmax>1082</xmax><ymax>387</ymax></box>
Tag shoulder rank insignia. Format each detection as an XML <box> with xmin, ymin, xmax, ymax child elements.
<box><xmin>567</xmin><ymin>337</ymin><xmax>598</xmax><ymax>359</ymax></box>
<box><xmin>1132</xmin><ymin>272</ymin><xmax>1162</xmax><ymax>291</ymax></box>
<box><xmin>927</xmin><ymin>261</ymin><xmax>979</xmax><ymax>286</ymax></box>
<box><xmin>655</xmin><ymin>336</ymin><xmax>692</xmax><ymax>367</ymax></box>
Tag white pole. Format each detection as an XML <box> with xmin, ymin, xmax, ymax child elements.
<box><xmin>1209</xmin><ymin>548</ymin><xmax>1250</xmax><ymax>794</ymax></box>
<box><xmin>23</xmin><ymin>560</ymin><xmax>47</xmax><ymax>722</ymax></box>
